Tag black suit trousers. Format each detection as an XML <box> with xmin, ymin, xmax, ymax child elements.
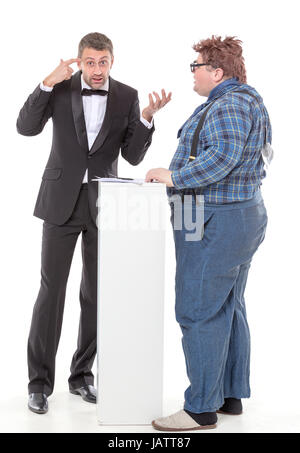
<box><xmin>27</xmin><ymin>184</ymin><xmax>97</xmax><ymax>396</ymax></box>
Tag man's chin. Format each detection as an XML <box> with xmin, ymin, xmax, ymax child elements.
<box><xmin>193</xmin><ymin>85</ymin><xmax>205</xmax><ymax>96</ymax></box>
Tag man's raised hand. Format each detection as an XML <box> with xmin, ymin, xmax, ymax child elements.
<box><xmin>142</xmin><ymin>89</ymin><xmax>172</xmax><ymax>122</ymax></box>
<box><xmin>43</xmin><ymin>58</ymin><xmax>81</xmax><ymax>88</ymax></box>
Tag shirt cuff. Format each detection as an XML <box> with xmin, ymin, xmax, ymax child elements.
<box><xmin>171</xmin><ymin>170</ymin><xmax>186</xmax><ymax>189</ymax></box>
<box><xmin>140</xmin><ymin>116</ymin><xmax>153</xmax><ymax>129</ymax></box>
<box><xmin>40</xmin><ymin>81</ymin><xmax>53</xmax><ymax>92</ymax></box>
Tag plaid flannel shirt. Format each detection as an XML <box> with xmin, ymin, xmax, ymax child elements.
<box><xmin>167</xmin><ymin>78</ymin><xmax>272</xmax><ymax>203</ymax></box>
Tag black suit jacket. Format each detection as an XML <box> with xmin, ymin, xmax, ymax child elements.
<box><xmin>16</xmin><ymin>71</ymin><xmax>154</xmax><ymax>225</ymax></box>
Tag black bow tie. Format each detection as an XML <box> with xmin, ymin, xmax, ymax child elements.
<box><xmin>81</xmin><ymin>88</ymin><xmax>108</xmax><ymax>96</ymax></box>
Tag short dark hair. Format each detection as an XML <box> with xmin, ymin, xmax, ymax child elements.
<box><xmin>78</xmin><ymin>32</ymin><xmax>113</xmax><ymax>58</ymax></box>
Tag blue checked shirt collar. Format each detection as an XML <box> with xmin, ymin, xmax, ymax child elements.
<box><xmin>207</xmin><ymin>77</ymin><xmax>241</xmax><ymax>102</ymax></box>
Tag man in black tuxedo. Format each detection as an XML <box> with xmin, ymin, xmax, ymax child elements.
<box><xmin>17</xmin><ymin>32</ymin><xmax>171</xmax><ymax>414</ymax></box>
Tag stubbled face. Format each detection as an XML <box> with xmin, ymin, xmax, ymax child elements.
<box><xmin>78</xmin><ymin>47</ymin><xmax>114</xmax><ymax>89</ymax></box>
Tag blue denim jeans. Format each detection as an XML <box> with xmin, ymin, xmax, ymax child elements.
<box><xmin>170</xmin><ymin>189</ymin><xmax>268</xmax><ymax>413</ymax></box>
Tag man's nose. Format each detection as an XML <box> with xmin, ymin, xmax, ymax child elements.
<box><xmin>93</xmin><ymin>63</ymin><xmax>103</xmax><ymax>75</ymax></box>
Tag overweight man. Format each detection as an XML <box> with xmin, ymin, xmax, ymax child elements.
<box><xmin>146</xmin><ymin>35</ymin><xmax>271</xmax><ymax>431</ymax></box>
<box><xmin>17</xmin><ymin>32</ymin><xmax>171</xmax><ymax>415</ymax></box>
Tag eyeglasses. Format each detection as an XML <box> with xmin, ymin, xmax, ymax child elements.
<box><xmin>190</xmin><ymin>62</ymin><xmax>209</xmax><ymax>73</ymax></box>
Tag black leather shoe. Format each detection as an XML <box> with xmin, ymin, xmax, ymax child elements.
<box><xmin>217</xmin><ymin>398</ymin><xmax>243</xmax><ymax>415</ymax></box>
<box><xmin>28</xmin><ymin>393</ymin><xmax>48</xmax><ymax>414</ymax></box>
<box><xmin>69</xmin><ymin>385</ymin><xmax>97</xmax><ymax>403</ymax></box>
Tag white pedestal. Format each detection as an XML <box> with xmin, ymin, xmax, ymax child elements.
<box><xmin>96</xmin><ymin>182</ymin><xmax>166</xmax><ymax>425</ymax></box>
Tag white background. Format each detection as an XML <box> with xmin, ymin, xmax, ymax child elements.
<box><xmin>0</xmin><ymin>0</ymin><xmax>300</xmax><ymax>433</ymax></box>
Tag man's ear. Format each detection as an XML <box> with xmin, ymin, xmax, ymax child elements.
<box><xmin>214</xmin><ymin>67</ymin><xmax>224</xmax><ymax>83</ymax></box>
<box><xmin>110</xmin><ymin>55</ymin><xmax>114</xmax><ymax>68</ymax></box>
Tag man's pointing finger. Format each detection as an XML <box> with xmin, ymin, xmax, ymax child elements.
<box><xmin>65</xmin><ymin>58</ymin><xmax>81</xmax><ymax>65</ymax></box>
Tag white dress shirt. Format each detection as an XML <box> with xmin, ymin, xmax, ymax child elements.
<box><xmin>40</xmin><ymin>77</ymin><xmax>153</xmax><ymax>184</ymax></box>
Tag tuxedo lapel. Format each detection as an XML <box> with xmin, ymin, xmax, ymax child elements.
<box><xmin>71</xmin><ymin>70</ymin><xmax>89</xmax><ymax>152</ymax></box>
<box><xmin>88</xmin><ymin>76</ymin><xmax>118</xmax><ymax>156</ymax></box>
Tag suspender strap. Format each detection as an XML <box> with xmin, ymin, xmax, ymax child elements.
<box><xmin>189</xmin><ymin>101</ymin><xmax>217</xmax><ymax>162</ymax></box>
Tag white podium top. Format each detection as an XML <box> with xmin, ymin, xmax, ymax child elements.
<box><xmin>93</xmin><ymin>179</ymin><xmax>166</xmax><ymax>189</ymax></box>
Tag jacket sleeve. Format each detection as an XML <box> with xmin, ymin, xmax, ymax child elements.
<box><xmin>16</xmin><ymin>84</ymin><xmax>53</xmax><ymax>136</ymax></box>
<box><xmin>120</xmin><ymin>92</ymin><xmax>155</xmax><ymax>166</ymax></box>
